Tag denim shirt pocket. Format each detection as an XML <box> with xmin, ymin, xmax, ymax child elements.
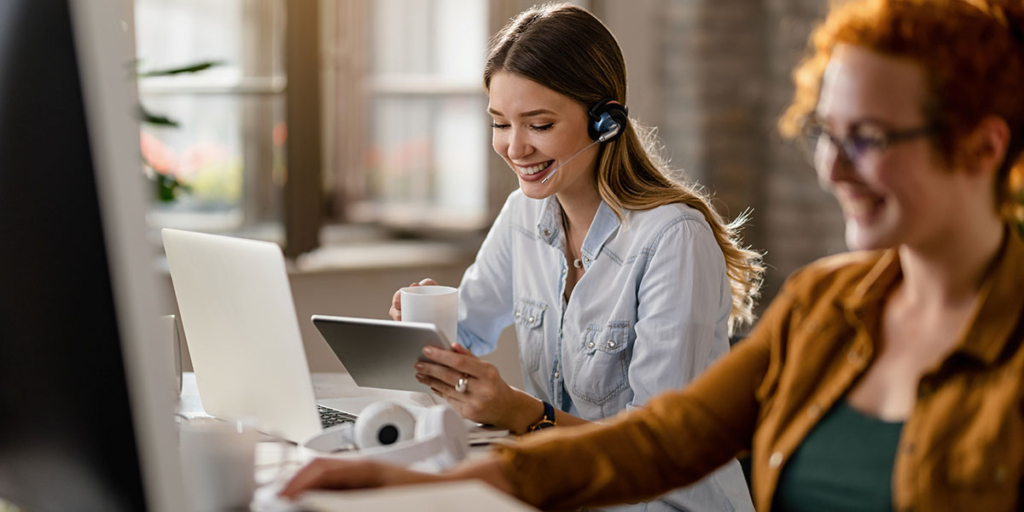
<box><xmin>514</xmin><ymin>298</ymin><xmax>547</xmax><ymax>373</ymax></box>
<box><xmin>571</xmin><ymin>321</ymin><xmax>631</xmax><ymax>405</ymax></box>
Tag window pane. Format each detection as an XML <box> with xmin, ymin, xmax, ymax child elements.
<box><xmin>368</xmin><ymin>96</ymin><xmax>487</xmax><ymax>211</ymax></box>
<box><xmin>135</xmin><ymin>0</ymin><xmax>284</xmax><ymax>81</ymax></box>
<box><xmin>142</xmin><ymin>95</ymin><xmax>285</xmax><ymax>232</ymax></box>
<box><xmin>359</xmin><ymin>0</ymin><xmax>489</xmax><ymax>227</ymax></box>
<box><xmin>371</xmin><ymin>0</ymin><xmax>486</xmax><ymax>80</ymax></box>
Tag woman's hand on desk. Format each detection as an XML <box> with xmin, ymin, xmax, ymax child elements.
<box><xmin>389</xmin><ymin>278</ymin><xmax>437</xmax><ymax>320</ymax></box>
<box><xmin>278</xmin><ymin>459</ymin><xmax>439</xmax><ymax>498</ymax></box>
<box><xmin>416</xmin><ymin>343</ymin><xmax>542</xmax><ymax>434</ymax></box>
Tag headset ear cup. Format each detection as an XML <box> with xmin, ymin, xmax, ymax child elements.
<box><xmin>587</xmin><ymin>99</ymin><xmax>628</xmax><ymax>142</ymax></box>
<box><xmin>415</xmin><ymin>406</ymin><xmax>468</xmax><ymax>469</ymax></box>
<box><xmin>353</xmin><ymin>401</ymin><xmax>416</xmax><ymax>449</ymax></box>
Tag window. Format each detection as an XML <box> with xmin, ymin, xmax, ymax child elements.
<box><xmin>134</xmin><ymin>0</ymin><xmax>286</xmax><ymax>236</ymax></box>
<box><xmin>136</xmin><ymin>0</ymin><xmax>517</xmax><ymax>253</ymax></box>
<box><xmin>325</xmin><ymin>0</ymin><xmax>493</xmax><ymax>231</ymax></box>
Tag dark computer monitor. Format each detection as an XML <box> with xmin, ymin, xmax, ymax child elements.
<box><xmin>0</xmin><ymin>1</ymin><xmax>184</xmax><ymax>510</ymax></box>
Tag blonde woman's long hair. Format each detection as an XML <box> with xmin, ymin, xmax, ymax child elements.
<box><xmin>485</xmin><ymin>3</ymin><xmax>764</xmax><ymax>331</ymax></box>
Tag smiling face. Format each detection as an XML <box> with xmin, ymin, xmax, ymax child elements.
<box><xmin>488</xmin><ymin>72</ymin><xmax>599</xmax><ymax>200</ymax></box>
<box><xmin>815</xmin><ymin>44</ymin><xmax>976</xmax><ymax>252</ymax></box>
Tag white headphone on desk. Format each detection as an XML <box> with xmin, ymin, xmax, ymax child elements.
<box><xmin>302</xmin><ymin>401</ymin><xmax>468</xmax><ymax>470</ymax></box>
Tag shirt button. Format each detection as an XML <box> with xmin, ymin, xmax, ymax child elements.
<box><xmin>542</xmin><ymin>229</ymin><xmax>551</xmax><ymax>237</ymax></box>
<box><xmin>904</xmin><ymin>442</ymin><xmax>916</xmax><ymax>454</ymax></box>
<box><xmin>607</xmin><ymin>340</ymin><xmax>616</xmax><ymax>348</ymax></box>
<box><xmin>554</xmin><ymin>371</ymin><xmax>560</xmax><ymax>379</ymax></box>
<box><xmin>587</xmin><ymin>341</ymin><xmax>595</xmax><ymax>349</ymax></box>
<box><xmin>847</xmin><ymin>350</ymin><xmax>860</xmax><ymax>364</ymax></box>
<box><xmin>584</xmin><ymin>256</ymin><xmax>591</xmax><ymax>263</ymax></box>
<box><xmin>807</xmin><ymin>404</ymin><xmax>821</xmax><ymax>419</ymax></box>
<box><xmin>528</xmin><ymin>316</ymin><xmax>535</xmax><ymax>323</ymax></box>
<box><xmin>515</xmin><ymin>311</ymin><xmax>521</xmax><ymax>319</ymax></box>
<box><xmin>769</xmin><ymin>452</ymin><xmax>784</xmax><ymax>469</ymax></box>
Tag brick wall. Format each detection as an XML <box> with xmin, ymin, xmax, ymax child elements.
<box><xmin>760</xmin><ymin>0</ymin><xmax>846</xmax><ymax>299</ymax></box>
<box><xmin>604</xmin><ymin>0</ymin><xmax>846</xmax><ymax>315</ymax></box>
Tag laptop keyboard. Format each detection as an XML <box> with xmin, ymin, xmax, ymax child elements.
<box><xmin>318</xmin><ymin>404</ymin><xmax>358</xmax><ymax>429</ymax></box>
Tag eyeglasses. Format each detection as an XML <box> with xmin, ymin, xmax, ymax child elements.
<box><xmin>799</xmin><ymin>117</ymin><xmax>936</xmax><ymax>169</ymax></box>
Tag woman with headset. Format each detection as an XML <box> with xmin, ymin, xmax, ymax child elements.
<box><xmin>388</xmin><ymin>3</ymin><xmax>763</xmax><ymax>511</ymax></box>
<box><xmin>286</xmin><ymin>0</ymin><xmax>1024</xmax><ymax>509</ymax></box>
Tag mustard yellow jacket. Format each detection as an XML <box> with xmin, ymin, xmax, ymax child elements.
<box><xmin>496</xmin><ymin>230</ymin><xmax>1024</xmax><ymax>511</ymax></box>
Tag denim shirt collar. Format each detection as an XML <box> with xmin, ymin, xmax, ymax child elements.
<box><xmin>536</xmin><ymin>196</ymin><xmax>620</xmax><ymax>271</ymax></box>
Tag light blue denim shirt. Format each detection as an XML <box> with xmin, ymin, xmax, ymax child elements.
<box><xmin>456</xmin><ymin>190</ymin><xmax>753</xmax><ymax>512</ymax></box>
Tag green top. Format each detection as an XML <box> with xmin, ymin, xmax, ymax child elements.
<box><xmin>773</xmin><ymin>400</ymin><xmax>904</xmax><ymax>512</ymax></box>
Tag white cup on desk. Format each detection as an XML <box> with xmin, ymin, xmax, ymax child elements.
<box><xmin>400</xmin><ymin>285</ymin><xmax>458</xmax><ymax>346</ymax></box>
<box><xmin>179</xmin><ymin>419</ymin><xmax>257</xmax><ymax>511</ymax></box>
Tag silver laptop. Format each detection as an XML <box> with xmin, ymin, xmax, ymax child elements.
<box><xmin>163</xmin><ymin>229</ymin><xmax>389</xmax><ymax>443</ymax></box>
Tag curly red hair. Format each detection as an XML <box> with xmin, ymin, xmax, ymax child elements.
<box><xmin>780</xmin><ymin>0</ymin><xmax>1024</xmax><ymax>223</ymax></box>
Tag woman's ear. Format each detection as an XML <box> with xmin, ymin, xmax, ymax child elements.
<box><xmin>961</xmin><ymin>115</ymin><xmax>1010</xmax><ymax>177</ymax></box>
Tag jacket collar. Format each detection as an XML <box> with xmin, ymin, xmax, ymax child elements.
<box><xmin>954</xmin><ymin>228</ymin><xmax>1024</xmax><ymax>365</ymax></box>
<box><xmin>841</xmin><ymin>228</ymin><xmax>1024</xmax><ymax>366</ymax></box>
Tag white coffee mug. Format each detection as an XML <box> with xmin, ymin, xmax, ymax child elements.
<box><xmin>400</xmin><ymin>285</ymin><xmax>458</xmax><ymax>346</ymax></box>
<box><xmin>179</xmin><ymin>419</ymin><xmax>257</xmax><ymax>512</ymax></box>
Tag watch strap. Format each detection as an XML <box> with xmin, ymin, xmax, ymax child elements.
<box><xmin>527</xmin><ymin>401</ymin><xmax>557</xmax><ymax>432</ymax></box>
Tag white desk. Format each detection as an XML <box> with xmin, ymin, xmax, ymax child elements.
<box><xmin>177</xmin><ymin>372</ymin><xmax>538</xmax><ymax>511</ymax></box>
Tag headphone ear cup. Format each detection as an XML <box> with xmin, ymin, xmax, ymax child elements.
<box><xmin>353</xmin><ymin>401</ymin><xmax>416</xmax><ymax>449</ymax></box>
<box><xmin>414</xmin><ymin>405</ymin><xmax>468</xmax><ymax>469</ymax></box>
<box><xmin>587</xmin><ymin>99</ymin><xmax>628</xmax><ymax>142</ymax></box>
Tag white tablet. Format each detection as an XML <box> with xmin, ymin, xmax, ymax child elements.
<box><xmin>311</xmin><ymin>315</ymin><xmax>453</xmax><ymax>393</ymax></box>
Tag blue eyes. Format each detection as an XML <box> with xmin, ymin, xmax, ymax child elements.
<box><xmin>490</xmin><ymin>122</ymin><xmax>553</xmax><ymax>131</ymax></box>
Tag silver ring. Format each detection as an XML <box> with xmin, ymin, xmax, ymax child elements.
<box><xmin>455</xmin><ymin>376</ymin><xmax>468</xmax><ymax>394</ymax></box>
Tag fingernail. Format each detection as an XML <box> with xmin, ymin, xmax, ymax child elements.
<box><xmin>414</xmin><ymin>363</ymin><xmax>424</xmax><ymax>370</ymax></box>
<box><xmin>424</xmin><ymin>347</ymin><xmax>436</xmax><ymax>355</ymax></box>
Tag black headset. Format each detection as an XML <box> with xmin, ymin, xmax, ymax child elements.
<box><xmin>587</xmin><ymin>98</ymin><xmax>629</xmax><ymax>142</ymax></box>
<box><xmin>537</xmin><ymin>98</ymin><xmax>629</xmax><ymax>184</ymax></box>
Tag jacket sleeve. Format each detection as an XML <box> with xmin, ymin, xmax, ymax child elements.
<box><xmin>492</xmin><ymin>282</ymin><xmax>796</xmax><ymax>510</ymax></box>
<box><xmin>455</xmin><ymin>191</ymin><xmax>517</xmax><ymax>356</ymax></box>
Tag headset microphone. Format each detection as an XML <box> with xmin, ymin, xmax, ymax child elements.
<box><xmin>540</xmin><ymin>123</ymin><xmax>620</xmax><ymax>184</ymax></box>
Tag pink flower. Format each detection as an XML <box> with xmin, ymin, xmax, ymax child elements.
<box><xmin>140</xmin><ymin>130</ymin><xmax>178</xmax><ymax>175</ymax></box>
